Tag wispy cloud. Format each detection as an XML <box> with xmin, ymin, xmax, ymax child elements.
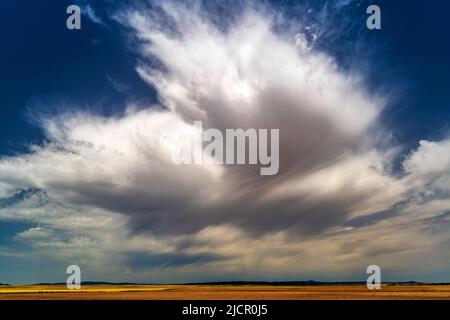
<box><xmin>0</xmin><ymin>0</ymin><xmax>449</xmax><ymax>282</ymax></box>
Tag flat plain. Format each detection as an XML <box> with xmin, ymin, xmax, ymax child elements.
<box><xmin>1</xmin><ymin>284</ymin><xmax>450</xmax><ymax>300</ymax></box>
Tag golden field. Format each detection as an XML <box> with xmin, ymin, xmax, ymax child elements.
<box><xmin>1</xmin><ymin>284</ymin><xmax>450</xmax><ymax>300</ymax></box>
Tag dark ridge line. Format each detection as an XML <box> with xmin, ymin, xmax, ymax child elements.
<box><xmin>25</xmin><ymin>280</ymin><xmax>450</xmax><ymax>286</ymax></box>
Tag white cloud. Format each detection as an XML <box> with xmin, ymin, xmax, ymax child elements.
<box><xmin>403</xmin><ymin>139</ymin><xmax>450</xmax><ymax>186</ymax></box>
<box><xmin>16</xmin><ymin>227</ymin><xmax>54</xmax><ymax>240</ymax></box>
<box><xmin>83</xmin><ymin>3</ymin><xmax>104</xmax><ymax>25</ymax></box>
<box><xmin>0</xmin><ymin>1</ymin><xmax>449</xmax><ymax>281</ymax></box>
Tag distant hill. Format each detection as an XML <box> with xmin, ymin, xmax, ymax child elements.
<box><xmin>188</xmin><ymin>280</ymin><xmax>325</xmax><ymax>286</ymax></box>
<box><xmin>185</xmin><ymin>280</ymin><xmax>434</xmax><ymax>286</ymax></box>
<box><xmin>34</xmin><ymin>281</ymin><xmax>142</xmax><ymax>286</ymax></box>
<box><xmin>29</xmin><ymin>280</ymin><xmax>445</xmax><ymax>286</ymax></box>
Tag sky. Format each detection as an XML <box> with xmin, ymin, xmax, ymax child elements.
<box><xmin>0</xmin><ymin>0</ymin><xmax>450</xmax><ymax>284</ymax></box>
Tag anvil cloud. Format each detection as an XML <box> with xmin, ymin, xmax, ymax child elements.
<box><xmin>0</xmin><ymin>1</ymin><xmax>449</xmax><ymax>282</ymax></box>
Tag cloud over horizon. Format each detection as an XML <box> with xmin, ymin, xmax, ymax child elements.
<box><xmin>1</xmin><ymin>0</ymin><xmax>450</xmax><ymax>283</ymax></box>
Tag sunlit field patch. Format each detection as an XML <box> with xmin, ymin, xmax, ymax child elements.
<box><xmin>1</xmin><ymin>285</ymin><xmax>450</xmax><ymax>300</ymax></box>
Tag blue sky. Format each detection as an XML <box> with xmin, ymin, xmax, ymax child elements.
<box><xmin>0</xmin><ymin>0</ymin><xmax>157</xmax><ymax>155</ymax></box>
<box><xmin>1</xmin><ymin>0</ymin><xmax>450</xmax><ymax>159</ymax></box>
<box><xmin>1</xmin><ymin>0</ymin><xmax>450</xmax><ymax>284</ymax></box>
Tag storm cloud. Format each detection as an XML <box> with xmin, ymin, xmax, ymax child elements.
<box><xmin>0</xmin><ymin>0</ymin><xmax>450</xmax><ymax>281</ymax></box>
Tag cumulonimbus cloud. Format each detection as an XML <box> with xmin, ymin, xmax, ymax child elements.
<box><xmin>0</xmin><ymin>0</ymin><xmax>449</xmax><ymax>279</ymax></box>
